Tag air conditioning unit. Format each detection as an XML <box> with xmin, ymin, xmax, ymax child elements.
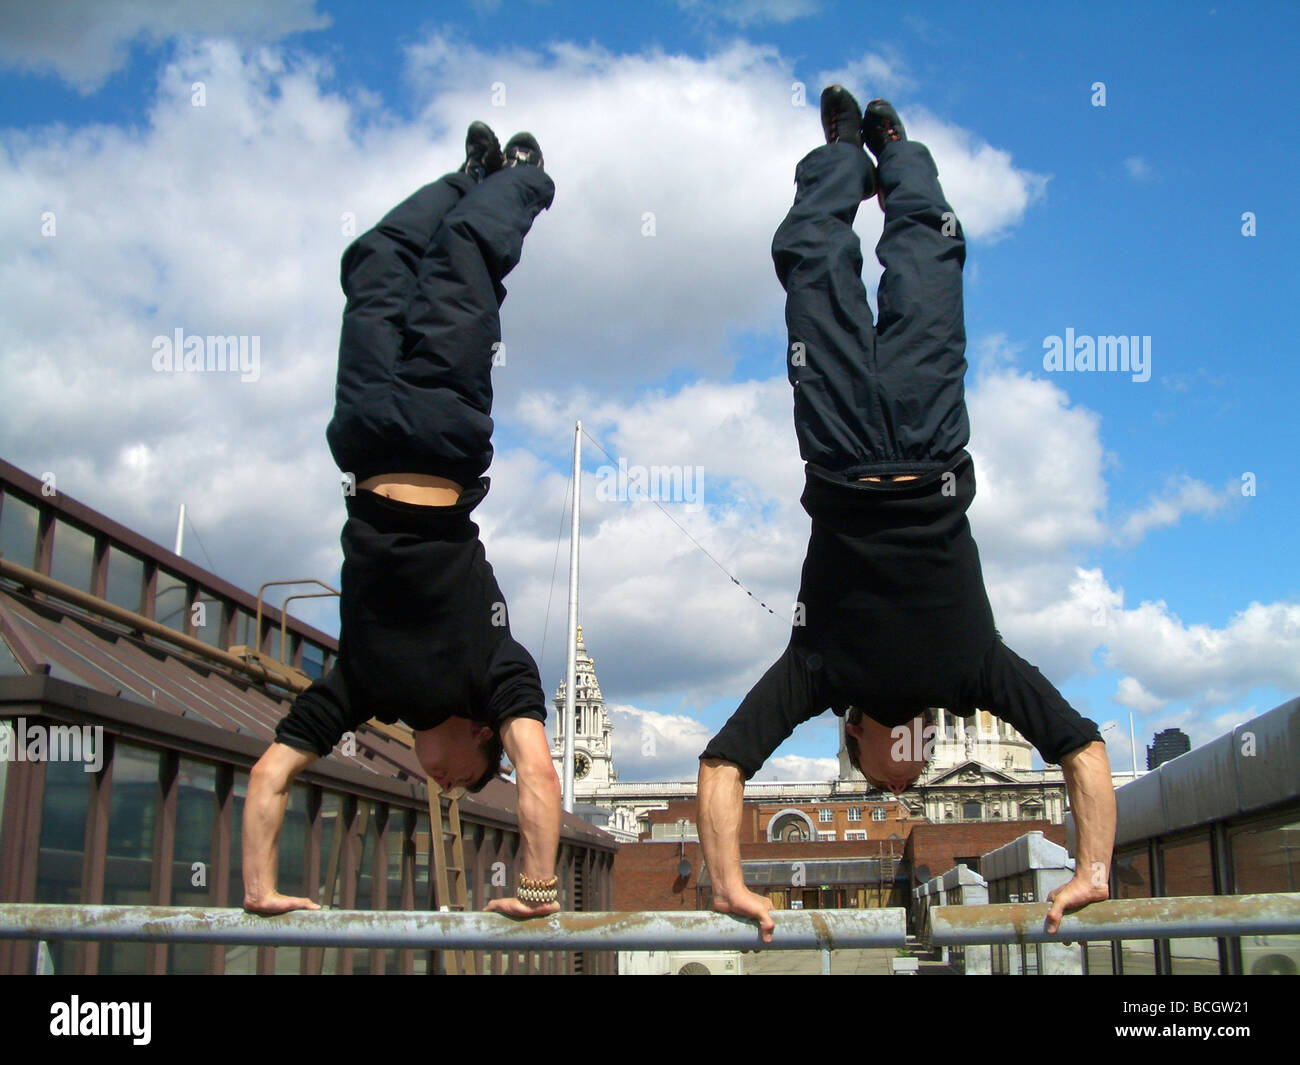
<box><xmin>617</xmin><ymin>950</ymin><xmax>746</xmax><ymax>975</ymax></box>
<box><xmin>669</xmin><ymin>952</ymin><xmax>745</xmax><ymax>975</ymax></box>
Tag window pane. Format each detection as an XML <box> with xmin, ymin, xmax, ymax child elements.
<box><xmin>0</xmin><ymin>634</ymin><xmax>27</xmax><ymax>675</ymax></box>
<box><xmin>1112</xmin><ymin>848</ymin><xmax>1156</xmax><ymax>974</ymax></box>
<box><xmin>262</xmin><ymin>784</ymin><xmax>310</xmax><ymax>975</ymax></box>
<box><xmin>301</xmin><ymin>641</ymin><xmax>326</xmax><ymax>680</ymax></box>
<box><xmin>194</xmin><ymin>597</ymin><xmax>225</xmax><ymax>648</ymax></box>
<box><xmin>314</xmin><ymin>792</ymin><xmax>345</xmax><ymax>976</ymax></box>
<box><xmin>233</xmin><ymin>611</ymin><xmax>257</xmax><ymax>648</ymax></box>
<box><xmin>35</xmin><ymin>756</ymin><xmax>94</xmax><ymax>974</ymax></box>
<box><xmin>387</xmin><ymin>814</ymin><xmax>405</xmax><ymax>885</ymax></box>
<box><xmin>1230</xmin><ymin>815</ymin><xmax>1300</xmax><ymax>976</ymax></box>
<box><xmin>153</xmin><ymin>571</ymin><xmax>189</xmax><ymax>632</ymax></box>
<box><xmin>352</xmin><ymin>802</ymin><xmax>386</xmax><ymax>975</ymax></box>
<box><xmin>414</xmin><ymin>812</ymin><xmax>431</xmax><ymax>907</ymax></box>
<box><xmin>224</xmin><ymin>772</ymin><xmax>253</xmax><ymax>975</ymax></box>
<box><xmin>355</xmin><ymin>803</ymin><xmax>378</xmax><ymax>911</ymax></box>
<box><xmin>168</xmin><ymin>759</ymin><xmax>218</xmax><ymax>974</ymax></box>
<box><xmin>104</xmin><ymin>546</ymin><xmax>144</xmax><ymax>614</ymax></box>
<box><xmin>277</xmin><ymin>785</ymin><xmax>310</xmax><ymax>895</ymax></box>
<box><xmin>50</xmin><ymin>521</ymin><xmax>96</xmax><ymax>593</ymax></box>
<box><xmin>1160</xmin><ymin>835</ymin><xmax>1220</xmax><ymax>974</ymax></box>
<box><xmin>0</xmin><ymin>493</ymin><xmax>39</xmax><ymax>569</ymax></box>
<box><xmin>386</xmin><ymin>814</ymin><xmax>409</xmax><ymax>967</ymax></box>
<box><xmin>101</xmin><ymin>745</ymin><xmax>161</xmax><ymax>974</ymax></box>
<box><xmin>317</xmin><ymin>792</ymin><xmax>344</xmax><ymax>908</ymax></box>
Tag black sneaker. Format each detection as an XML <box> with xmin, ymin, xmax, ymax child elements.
<box><xmin>861</xmin><ymin>98</ymin><xmax>906</xmax><ymax>156</ymax></box>
<box><xmin>459</xmin><ymin>120</ymin><xmax>503</xmax><ymax>181</ymax></box>
<box><xmin>503</xmin><ymin>132</ymin><xmax>544</xmax><ymax>170</ymax></box>
<box><xmin>820</xmin><ymin>84</ymin><xmax>863</xmax><ymax>147</ymax></box>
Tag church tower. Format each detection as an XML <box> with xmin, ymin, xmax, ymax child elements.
<box><xmin>550</xmin><ymin>625</ymin><xmax>617</xmax><ymax>791</ymax></box>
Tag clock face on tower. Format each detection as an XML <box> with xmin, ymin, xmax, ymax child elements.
<box><xmin>574</xmin><ymin>752</ymin><xmax>591</xmax><ymax>780</ymax></box>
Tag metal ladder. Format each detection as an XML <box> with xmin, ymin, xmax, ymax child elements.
<box><xmin>879</xmin><ymin>842</ymin><xmax>895</xmax><ymax>908</ymax></box>
<box><xmin>429</xmin><ymin>786</ymin><xmax>475</xmax><ymax>976</ymax></box>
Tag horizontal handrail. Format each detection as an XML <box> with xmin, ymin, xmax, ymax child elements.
<box><xmin>3</xmin><ymin>894</ymin><xmax>1295</xmax><ymax>952</ymax></box>
<box><xmin>927</xmin><ymin>892</ymin><xmax>1300</xmax><ymax>945</ymax></box>
<box><xmin>0</xmin><ymin>905</ymin><xmax>906</xmax><ymax>951</ymax></box>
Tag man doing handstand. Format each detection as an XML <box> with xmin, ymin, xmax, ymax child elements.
<box><xmin>698</xmin><ymin>89</ymin><xmax>1117</xmax><ymax>941</ymax></box>
<box><xmin>243</xmin><ymin>124</ymin><xmax>563</xmax><ymax>919</ymax></box>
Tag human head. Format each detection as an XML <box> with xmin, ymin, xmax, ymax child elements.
<box><xmin>844</xmin><ymin>706</ymin><xmax>936</xmax><ymax>795</ymax></box>
<box><xmin>414</xmin><ymin>717</ymin><xmax>504</xmax><ymax>795</ymax></box>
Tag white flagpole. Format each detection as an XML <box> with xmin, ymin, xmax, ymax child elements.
<box><xmin>1129</xmin><ymin>711</ymin><xmax>1138</xmax><ymax>777</ymax></box>
<box><xmin>174</xmin><ymin>503</ymin><xmax>186</xmax><ymax>557</ymax></box>
<box><xmin>562</xmin><ymin>421</ymin><xmax>582</xmax><ymax>813</ymax></box>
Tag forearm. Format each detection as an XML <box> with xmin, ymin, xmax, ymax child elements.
<box><xmin>514</xmin><ymin>760</ymin><xmax>562</xmax><ymax>882</ymax></box>
<box><xmin>243</xmin><ymin>743</ymin><xmax>313</xmax><ymax>904</ymax></box>
<box><xmin>697</xmin><ymin>758</ymin><xmax>748</xmax><ymax>901</ymax></box>
<box><xmin>1061</xmin><ymin>740</ymin><xmax>1116</xmax><ymax>891</ymax></box>
<box><xmin>243</xmin><ymin>778</ymin><xmax>291</xmax><ymax>903</ymax></box>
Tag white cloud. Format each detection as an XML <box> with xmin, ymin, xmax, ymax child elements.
<box><xmin>399</xmin><ymin>35</ymin><xmax>1048</xmax><ymax>397</ymax></box>
<box><xmin>815</xmin><ymin>50</ymin><xmax>912</xmax><ymax>98</ymax></box>
<box><xmin>752</xmin><ymin>754</ymin><xmax>839</xmax><ymax>782</ymax></box>
<box><xmin>907</xmin><ymin>108</ymin><xmax>1050</xmax><ymax>244</ymax></box>
<box><xmin>0</xmin><ymin>0</ymin><xmax>329</xmax><ymax>92</ymax></box>
<box><xmin>967</xmin><ymin>367</ymin><xmax>1109</xmax><ymax>564</ymax></box>
<box><xmin>677</xmin><ymin>0</ymin><xmax>821</xmax><ymax>27</ymax></box>
<box><xmin>1124</xmin><ymin>156</ymin><xmax>1153</xmax><ymax>181</ymax></box>
<box><xmin>3</xmin><ymin>35</ymin><xmax>1292</xmax><ymax>777</ymax></box>
<box><xmin>0</xmin><ymin>35</ymin><xmax>1046</xmax><ymax>615</ymax></box>
<box><xmin>1115</xmin><ymin>475</ymin><xmax>1238</xmax><ymax>546</ymax></box>
<box><xmin>605</xmin><ymin>704</ymin><xmax>716</xmax><ymax>780</ymax></box>
<box><xmin>1114</xmin><ymin>676</ymin><xmax>1169</xmax><ymax>713</ymax></box>
<box><xmin>1105</xmin><ymin>599</ymin><xmax>1300</xmax><ymax>706</ymax></box>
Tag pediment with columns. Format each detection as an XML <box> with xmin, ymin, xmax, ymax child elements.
<box><xmin>923</xmin><ymin>759</ymin><xmax>1021</xmax><ymax>787</ymax></box>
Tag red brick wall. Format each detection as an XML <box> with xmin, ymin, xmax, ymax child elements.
<box><xmin>640</xmin><ymin>797</ymin><xmax>913</xmax><ymax>843</ymax></box>
<box><xmin>614</xmin><ymin>841</ymin><xmax>706</xmax><ymax>911</ymax></box>
<box><xmin>613</xmin><ymin>839</ymin><xmax>906</xmax><ymax>911</ymax></box>
<box><xmin>614</xmin><ymin>823</ymin><xmax>1072</xmax><ymax>910</ymax></box>
<box><xmin>904</xmin><ymin>821</ymin><xmax>1066</xmax><ymax>885</ymax></box>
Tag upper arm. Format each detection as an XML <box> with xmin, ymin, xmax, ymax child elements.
<box><xmin>699</xmin><ymin>646</ymin><xmax>828</xmax><ymax>779</ymax></box>
<box><xmin>274</xmin><ymin>667</ymin><xmax>366</xmax><ymax>758</ymax></box>
<box><xmin>499</xmin><ymin>716</ymin><xmax>557</xmax><ymax>779</ymax></box>
<box><xmin>979</xmin><ymin>641</ymin><xmax>1103</xmax><ymax>764</ymax></box>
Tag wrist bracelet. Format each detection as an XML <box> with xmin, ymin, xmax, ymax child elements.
<box><xmin>518</xmin><ymin>873</ymin><xmax>558</xmax><ymax>904</ymax></box>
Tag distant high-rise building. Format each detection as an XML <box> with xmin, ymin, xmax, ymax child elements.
<box><xmin>1146</xmin><ymin>727</ymin><xmax>1191</xmax><ymax>770</ymax></box>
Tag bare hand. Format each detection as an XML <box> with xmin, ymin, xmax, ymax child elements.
<box><xmin>243</xmin><ymin>892</ymin><xmax>321</xmax><ymax>916</ymax></box>
<box><xmin>1045</xmin><ymin>875</ymin><xmax>1108</xmax><ymax>935</ymax></box>
<box><xmin>713</xmin><ymin>887</ymin><xmax>776</xmax><ymax>944</ymax></box>
<box><xmin>485</xmin><ymin>896</ymin><xmax>561</xmax><ymax>919</ymax></box>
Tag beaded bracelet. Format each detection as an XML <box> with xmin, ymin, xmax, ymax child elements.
<box><xmin>518</xmin><ymin>874</ymin><xmax>559</xmax><ymax>904</ymax></box>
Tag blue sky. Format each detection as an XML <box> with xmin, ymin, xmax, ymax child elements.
<box><xmin>1</xmin><ymin>0</ymin><xmax>1296</xmax><ymax>780</ymax></box>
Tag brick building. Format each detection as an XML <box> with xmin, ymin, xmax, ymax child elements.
<box><xmin>642</xmin><ymin>796</ymin><xmax>912</xmax><ymax>843</ymax></box>
<box><xmin>615</xmin><ymin>794</ymin><xmax>1068</xmax><ymax>925</ymax></box>
<box><xmin>904</xmin><ymin>820</ymin><xmax>1067</xmax><ymax>886</ymax></box>
<box><xmin>613</xmin><ymin>838</ymin><xmax>910</xmax><ymax>913</ymax></box>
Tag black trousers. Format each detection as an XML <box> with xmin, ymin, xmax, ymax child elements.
<box><xmin>327</xmin><ymin>165</ymin><xmax>555</xmax><ymax>488</ymax></box>
<box><xmin>773</xmin><ymin>139</ymin><xmax>969</xmax><ymax>477</ymax></box>
<box><xmin>276</xmin><ymin>167</ymin><xmax>553</xmax><ymax>756</ymax></box>
<box><xmin>700</xmin><ymin>140</ymin><xmax>1102</xmax><ymax>777</ymax></box>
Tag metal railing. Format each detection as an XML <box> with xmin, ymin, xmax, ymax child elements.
<box><xmin>927</xmin><ymin>892</ymin><xmax>1300</xmax><ymax>946</ymax></box>
<box><xmin>0</xmin><ymin>904</ymin><xmax>905</xmax><ymax>952</ymax></box>
<box><xmin>3</xmin><ymin>893</ymin><xmax>1297</xmax><ymax>956</ymax></box>
<box><xmin>0</xmin><ymin>556</ymin><xmax>305</xmax><ymax>691</ymax></box>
